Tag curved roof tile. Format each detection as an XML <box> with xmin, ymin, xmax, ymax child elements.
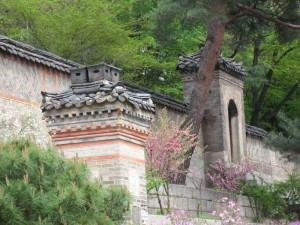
<box><xmin>0</xmin><ymin>37</ymin><xmax>80</xmax><ymax>72</ymax></box>
<box><xmin>177</xmin><ymin>49</ymin><xmax>246</xmax><ymax>80</ymax></box>
<box><xmin>41</xmin><ymin>80</ymin><xmax>155</xmax><ymax>112</ymax></box>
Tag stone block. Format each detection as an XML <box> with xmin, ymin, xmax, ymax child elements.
<box><xmin>239</xmin><ymin>206</ymin><xmax>246</xmax><ymax>217</ymax></box>
<box><xmin>182</xmin><ymin>187</ymin><xmax>193</xmax><ymax>198</ymax></box>
<box><xmin>201</xmin><ymin>189</ymin><xmax>215</xmax><ymax>200</ymax></box>
<box><xmin>172</xmin><ymin>197</ymin><xmax>188</xmax><ymax>209</ymax></box>
<box><xmin>206</xmin><ymin>200</ymin><xmax>215</xmax><ymax>212</ymax></box>
<box><xmin>169</xmin><ymin>184</ymin><xmax>184</xmax><ymax>197</ymax></box>
<box><xmin>188</xmin><ymin>198</ymin><xmax>200</xmax><ymax>211</ymax></box>
<box><xmin>192</xmin><ymin>188</ymin><xmax>201</xmax><ymax>199</ymax></box>
<box><xmin>237</xmin><ymin>195</ymin><xmax>251</xmax><ymax>207</ymax></box>
<box><xmin>245</xmin><ymin>207</ymin><xmax>256</xmax><ymax>218</ymax></box>
<box><xmin>199</xmin><ymin>200</ymin><xmax>207</xmax><ymax>212</ymax></box>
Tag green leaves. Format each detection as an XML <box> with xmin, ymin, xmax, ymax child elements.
<box><xmin>0</xmin><ymin>140</ymin><xmax>130</xmax><ymax>224</ymax></box>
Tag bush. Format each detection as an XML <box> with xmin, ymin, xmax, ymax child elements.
<box><xmin>241</xmin><ymin>174</ymin><xmax>298</xmax><ymax>222</ymax></box>
<box><xmin>0</xmin><ymin>139</ymin><xmax>130</xmax><ymax>225</ymax></box>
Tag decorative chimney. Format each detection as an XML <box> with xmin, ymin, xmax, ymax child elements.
<box><xmin>71</xmin><ymin>63</ymin><xmax>121</xmax><ymax>84</ymax></box>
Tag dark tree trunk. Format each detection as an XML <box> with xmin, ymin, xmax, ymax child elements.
<box><xmin>261</xmin><ymin>82</ymin><xmax>299</xmax><ymax>122</ymax></box>
<box><xmin>177</xmin><ymin>0</ymin><xmax>227</xmax><ymax>184</ymax></box>
<box><xmin>250</xmin><ymin>37</ymin><xmax>261</xmax><ymax>126</ymax></box>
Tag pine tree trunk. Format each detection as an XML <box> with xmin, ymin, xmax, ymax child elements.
<box><xmin>178</xmin><ymin>0</ymin><xmax>227</xmax><ymax>184</ymax></box>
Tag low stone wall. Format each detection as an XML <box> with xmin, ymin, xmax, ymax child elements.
<box><xmin>148</xmin><ymin>184</ymin><xmax>255</xmax><ymax>219</ymax></box>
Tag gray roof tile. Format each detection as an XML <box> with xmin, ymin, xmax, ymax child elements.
<box><xmin>0</xmin><ymin>37</ymin><xmax>80</xmax><ymax>72</ymax></box>
<box><xmin>177</xmin><ymin>49</ymin><xmax>247</xmax><ymax>80</ymax></box>
<box><xmin>41</xmin><ymin>80</ymin><xmax>155</xmax><ymax>112</ymax></box>
<box><xmin>246</xmin><ymin>124</ymin><xmax>268</xmax><ymax>138</ymax></box>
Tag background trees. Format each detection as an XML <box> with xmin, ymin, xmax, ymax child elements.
<box><xmin>0</xmin><ymin>0</ymin><xmax>299</xmax><ymax>152</ymax></box>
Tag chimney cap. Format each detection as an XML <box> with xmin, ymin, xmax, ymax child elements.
<box><xmin>69</xmin><ymin>62</ymin><xmax>122</xmax><ymax>73</ymax></box>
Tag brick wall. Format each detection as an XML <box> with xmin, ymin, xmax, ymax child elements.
<box><xmin>0</xmin><ymin>52</ymin><xmax>70</xmax><ymax>111</ymax></box>
<box><xmin>45</xmin><ymin>101</ymin><xmax>154</xmax><ymax>224</ymax></box>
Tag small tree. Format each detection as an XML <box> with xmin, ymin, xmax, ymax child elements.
<box><xmin>0</xmin><ymin>139</ymin><xmax>131</xmax><ymax>224</ymax></box>
<box><xmin>145</xmin><ymin>108</ymin><xmax>197</xmax><ymax>214</ymax></box>
<box><xmin>208</xmin><ymin>160</ymin><xmax>256</xmax><ymax>192</ymax></box>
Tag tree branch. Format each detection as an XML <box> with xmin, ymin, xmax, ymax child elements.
<box><xmin>261</xmin><ymin>81</ymin><xmax>299</xmax><ymax>121</ymax></box>
<box><xmin>275</xmin><ymin>46</ymin><xmax>300</xmax><ymax>65</ymax></box>
<box><xmin>235</xmin><ymin>2</ymin><xmax>300</xmax><ymax>29</ymax></box>
<box><xmin>226</xmin><ymin>11</ymin><xmax>246</xmax><ymax>25</ymax></box>
<box><xmin>229</xmin><ymin>33</ymin><xmax>243</xmax><ymax>58</ymax></box>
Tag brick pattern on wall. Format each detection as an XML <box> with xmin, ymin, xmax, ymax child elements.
<box><xmin>0</xmin><ymin>53</ymin><xmax>70</xmax><ymax>107</ymax></box>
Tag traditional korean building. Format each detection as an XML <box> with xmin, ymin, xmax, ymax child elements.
<box><xmin>0</xmin><ymin>37</ymin><xmax>298</xmax><ymax>223</ymax></box>
<box><xmin>0</xmin><ymin>37</ymin><xmax>79</xmax><ymax>111</ymax></box>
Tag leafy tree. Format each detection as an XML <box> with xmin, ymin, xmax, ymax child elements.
<box><xmin>0</xmin><ymin>139</ymin><xmax>130</xmax><ymax>224</ymax></box>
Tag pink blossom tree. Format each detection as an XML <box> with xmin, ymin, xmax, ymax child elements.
<box><xmin>145</xmin><ymin>108</ymin><xmax>197</xmax><ymax>213</ymax></box>
<box><xmin>208</xmin><ymin>160</ymin><xmax>256</xmax><ymax>192</ymax></box>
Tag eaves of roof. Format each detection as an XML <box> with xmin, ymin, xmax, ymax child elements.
<box><xmin>177</xmin><ymin>50</ymin><xmax>247</xmax><ymax>80</ymax></box>
<box><xmin>0</xmin><ymin>37</ymin><xmax>80</xmax><ymax>73</ymax></box>
<box><xmin>246</xmin><ymin>124</ymin><xmax>268</xmax><ymax>138</ymax></box>
<box><xmin>121</xmin><ymin>81</ymin><xmax>188</xmax><ymax>113</ymax></box>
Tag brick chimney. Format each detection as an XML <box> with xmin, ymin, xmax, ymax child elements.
<box><xmin>70</xmin><ymin>63</ymin><xmax>121</xmax><ymax>84</ymax></box>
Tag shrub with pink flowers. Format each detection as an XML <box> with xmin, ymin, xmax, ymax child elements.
<box><xmin>212</xmin><ymin>197</ymin><xmax>242</xmax><ymax>225</ymax></box>
<box><xmin>161</xmin><ymin>209</ymin><xmax>194</xmax><ymax>225</ymax></box>
<box><xmin>145</xmin><ymin>109</ymin><xmax>197</xmax><ymax>213</ymax></box>
<box><xmin>208</xmin><ymin>160</ymin><xmax>256</xmax><ymax>192</ymax></box>
<box><xmin>289</xmin><ymin>222</ymin><xmax>300</xmax><ymax>225</ymax></box>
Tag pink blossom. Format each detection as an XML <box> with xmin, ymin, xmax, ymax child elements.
<box><xmin>208</xmin><ymin>160</ymin><xmax>256</xmax><ymax>192</ymax></box>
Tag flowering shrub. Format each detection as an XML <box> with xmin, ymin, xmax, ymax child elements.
<box><xmin>208</xmin><ymin>160</ymin><xmax>256</xmax><ymax>192</ymax></box>
<box><xmin>0</xmin><ymin>107</ymin><xmax>51</xmax><ymax>146</ymax></box>
<box><xmin>212</xmin><ymin>197</ymin><xmax>242</xmax><ymax>225</ymax></box>
<box><xmin>289</xmin><ymin>222</ymin><xmax>300</xmax><ymax>225</ymax></box>
<box><xmin>145</xmin><ymin>108</ymin><xmax>197</xmax><ymax>213</ymax></box>
<box><xmin>146</xmin><ymin>109</ymin><xmax>197</xmax><ymax>183</ymax></box>
<box><xmin>161</xmin><ymin>209</ymin><xmax>194</xmax><ymax>225</ymax></box>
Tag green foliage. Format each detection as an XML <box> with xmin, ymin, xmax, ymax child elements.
<box><xmin>266</xmin><ymin>113</ymin><xmax>300</xmax><ymax>158</ymax></box>
<box><xmin>0</xmin><ymin>139</ymin><xmax>131</xmax><ymax>225</ymax></box>
<box><xmin>146</xmin><ymin>169</ymin><xmax>166</xmax><ymax>193</ymax></box>
<box><xmin>241</xmin><ymin>173</ymin><xmax>300</xmax><ymax>222</ymax></box>
<box><xmin>0</xmin><ymin>0</ymin><xmax>299</xmax><ymax>124</ymax></box>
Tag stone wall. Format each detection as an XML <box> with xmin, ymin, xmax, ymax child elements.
<box><xmin>148</xmin><ymin>184</ymin><xmax>255</xmax><ymax>219</ymax></box>
<box><xmin>0</xmin><ymin>52</ymin><xmax>70</xmax><ymax>111</ymax></box>
<box><xmin>246</xmin><ymin>135</ymin><xmax>298</xmax><ymax>183</ymax></box>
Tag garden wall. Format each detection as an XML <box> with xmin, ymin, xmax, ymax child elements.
<box><xmin>147</xmin><ymin>184</ymin><xmax>256</xmax><ymax>219</ymax></box>
<box><xmin>246</xmin><ymin>135</ymin><xmax>298</xmax><ymax>183</ymax></box>
<box><xmin>0</xmin><ymin>52</ymin><xmax>70</xmax><ymax>112</ymax></box>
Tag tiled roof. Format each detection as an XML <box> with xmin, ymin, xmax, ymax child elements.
<box><xmin>246</xmin><ymin>124</ymin><xmax>268</xmax><ymax>138</ymax></box>
<box><xmin>177</xmin><ymin>49</ymin><xmax>247</xmax><ymax>80</ymax></box>
<box><xmin>121</xmin><ymin>81</ymin><xmax>188</xmax><ymax>112</ymax></box>
<box><xmin>41</xmin><ymin>80</ymin><xmax>155</xmax><ymax>112</ymax></box>
<box><xmin>0</xmin><ymin>37</ymin><xmax>80</xmax><ymax>72</ymax></box>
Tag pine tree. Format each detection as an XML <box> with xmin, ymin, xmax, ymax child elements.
<box><xmin>266</xmin><ymin>113</ymin><xmax>300</xmax><ymax>162</ymax></box>
<box><xmin>0</xmin><ymin>139</ymin><xmax>130</xmax><ymax>225</ymax></box>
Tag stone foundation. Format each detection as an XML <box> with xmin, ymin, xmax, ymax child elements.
<box><xmin>148</xmin><ymin>184</ymin><xmax>256</xmax><ymax>219</ymax></box>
